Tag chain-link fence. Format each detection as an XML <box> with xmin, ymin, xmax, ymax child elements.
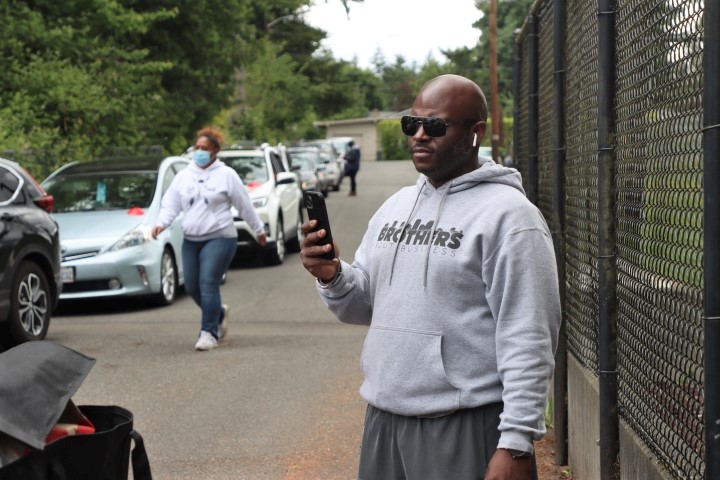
<box><xmin>514</xmin><ymin>0</ymin><xmax>709</xmax><ymax>478</ymax></box>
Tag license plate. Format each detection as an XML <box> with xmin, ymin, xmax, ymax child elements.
<box><xmin>60</xmin><ymin>267</ymin><xmax>75</xmax><ymax>283</ymax></box>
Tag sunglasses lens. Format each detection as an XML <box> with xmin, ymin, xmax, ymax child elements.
<box><xmin>423</xmin><ymin>118</ymin><xmax>447</xmax><ymax>137</ymax></box>
<box><xmin>401</xmin><ymin>116</ymin><xmax>419</xmax><ymax>136</ymax></box>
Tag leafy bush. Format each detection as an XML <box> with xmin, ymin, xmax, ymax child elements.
<box><xmin>378</xmin><ymin>119</ymin><xmax>408</xmax><ymax>161</ymax></box>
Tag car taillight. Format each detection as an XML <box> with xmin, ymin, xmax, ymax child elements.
<box><xmin>34</xmin><ymin>195</ymin><xmax>54</xmax><ymax>213</ymax></box>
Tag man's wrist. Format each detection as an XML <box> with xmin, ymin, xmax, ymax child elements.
<box><xmin>501</xmin><ymin>448</ymin><xmax>532</xmax><ymax>459</ymax></box>
<box><xmin>317</xmin><ymin>264</ymin><xmax>342</xmax><ymax>288</ymax></box>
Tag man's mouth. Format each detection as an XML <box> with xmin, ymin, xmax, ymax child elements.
<box><xmin>411</xmin><ymin>147</ymin><xmax>433</xmax><ymax>159</ymax></box>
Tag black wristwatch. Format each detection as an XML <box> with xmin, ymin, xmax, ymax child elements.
<box><xmin>504</xmin><ymin>448</ymin><xmax>532</xmax><ymax>459</ymax></box>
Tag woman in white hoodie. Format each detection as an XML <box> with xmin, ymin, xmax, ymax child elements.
<box><xmin>152</xmin><ymin>128</ymin><xmax>266</xmax><ymax>351</ymax></box>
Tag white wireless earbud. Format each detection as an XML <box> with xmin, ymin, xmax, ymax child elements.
<box><xmin>473</xmin><ymin>133</ymin><xmax>478</xmax><ymax>147</ymax></box>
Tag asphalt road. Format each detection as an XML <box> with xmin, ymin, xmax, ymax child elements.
<box><xmin>47</xmin><ymin>159</ymin><xmax>419</xmax><ymax>480</ymax></box>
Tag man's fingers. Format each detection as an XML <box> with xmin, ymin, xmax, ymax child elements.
<box><xmin>300</xmin><ymin>220</ymin><xmax>318</xmax><ymax>234</ymax></box>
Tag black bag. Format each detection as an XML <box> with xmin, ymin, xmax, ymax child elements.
<box><xmin>0</xmin><ymin>405</ymin><xmax>151</xmax><ymax>480</ymax></box>
<box><xmin>0</xmin><ymin>342</ymin><xmax>152</xmax><ymax>480</ymax></box>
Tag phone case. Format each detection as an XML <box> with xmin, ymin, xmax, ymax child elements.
<box><xmin>303</xmin><ymin>191</ymin><xmax>335</xmax><ymax>260</ymax></box>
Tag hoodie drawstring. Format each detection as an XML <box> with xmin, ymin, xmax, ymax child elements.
<box><xmin>388</xmin><ymin>182</ymin><xmax>425</xmax><ymax>286</ymax></box>
<box><xmin>422</xmin><ymin>182</ymin><xmax>451</xmax><ymax>287</ymax></box>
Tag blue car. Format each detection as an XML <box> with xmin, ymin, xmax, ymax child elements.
<box><xmin>41</xmin><ymin>156</ymin><xmax>189</xmax><ymax>305</ymax></box>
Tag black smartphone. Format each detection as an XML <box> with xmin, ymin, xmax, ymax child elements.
<box><xmin>303</xmin><ymin>191</ymin><xmax>335</xmax><ymax>260</ymax></box>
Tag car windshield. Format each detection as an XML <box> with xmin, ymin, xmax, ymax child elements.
<box><xmin>330</xmin><ymin>141</ymin><xmax>349</xmax><ymax>154</ymax></box>
<box><xmin>43</xmin><ymin>171</ymin><xmax>157</xmax><ymax>212</ymax></box>
<box><xmin>289</xmin><ymin>152</ymin><xmax>317</xmax><ymax>171</ymax></box>
<box><xmin>223</xmin><ymin>155</ymin><xmax>269</xmax><ymax>184</ymax></box>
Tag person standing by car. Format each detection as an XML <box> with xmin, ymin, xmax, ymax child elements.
<box><xmin>152</xmin><ymin>127</ymin><xmax>266</xmax><ymax>351</ymax></box>
<box><xmin>343</xmin><ymin>140</ymin><xmax>360</xmax><ymax>196</ymax></box>
<box><xmin>300</xmin><ymin>74</ymin><xmax>560</xmax><ymax>479</ymax></box>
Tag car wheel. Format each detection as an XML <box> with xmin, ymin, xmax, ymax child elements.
<box><xmin>5</xmin><ymin>261</ymin><xmax>51</xmax><ymax>345</ymax></box>
<box><xmin>285</xmin><ymin>207</ymin><xmax>304</xmax><ymax>253</ymax></box>
<box><xmin>264</xmin><ymin>217</ymin><xmax>285</xmax><ymax>266</ymax></box>
<box><xmin>154</xmin><ymin>248</ymin><xmax>177</xmax><ymax>306</ymax></box>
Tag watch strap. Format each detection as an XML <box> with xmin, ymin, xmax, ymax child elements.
<box><xmin>504</xmin><ymin>448</ymin><xmax>532</xmax><ymax>459</ymax></box>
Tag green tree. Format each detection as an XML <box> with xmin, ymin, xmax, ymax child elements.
<box><xmin>227</xmin><ymin>39</ymin><xmax>313</xmax><ymax>143</ymax></box>
<box><xmin>131</xmin><ymin>0</ymin><xmax>253</xmax><ymax>150</ymax></box>
<box><xmin>444</xmin><ymin>0</ymin><xmax>533</xmax><ymax>116</ymax></box>
<box><xmin>0</xmin><ymin>0</ymin><xmax>174</xmax><ymax>175</ymax></box>
<box><xmin>372</xmin><ymin>56</ymin><xmax>418</xmax><ymax>112</ymax></box>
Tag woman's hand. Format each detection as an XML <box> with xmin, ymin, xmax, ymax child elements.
<box><xmin>257</xmin><ymin>233</ymin><xmax>267</xmax><ymax>247</ymax></box>
<box><xmin>151</xmin><ymin>226</ymin><xmax>164</xmax><ymax>239</ymax></box>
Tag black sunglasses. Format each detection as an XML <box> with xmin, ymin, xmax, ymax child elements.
<box><xmin>401</xmin><ymin>116</ymin><xmax>466</xmax><ymax>138</ymax></box>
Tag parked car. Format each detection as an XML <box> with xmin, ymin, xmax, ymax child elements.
<box><xmin>303</xmin><ymin>140</ymin><xmax>343</xmax><ymax>192</ymax></box>
<box><xmin>327</xmin><ymin>136</ymin><xmax>354</xmax><ymax>160</ymax></box>
<box><xmin>478</xmin><ymin>146</ymin><xmax>494</xmax><ymax>161</ymax></box>
<box><xmin>41</xmin><ymin>155</ymin><xmax>189</xmax><ymax>305</ymax></box>
<box><xmin>285</xmin><ymin>146</ymin><xmax>329</xmax><ymax>195</ymax></box>
<box><xmin>218</xmin><ymin>144</ymin><xmax>303</xmax><ymax>266</ymax></box>
<box><xmin>0</xmin><ymin>158</ymin><xmax>61</xmax><ymax>347</ymax></box>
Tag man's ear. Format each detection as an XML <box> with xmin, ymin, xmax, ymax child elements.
<box><xmin>473</xmin><ymin>121</ymin><xmax>487</xmax><ymax>142</ymax></box>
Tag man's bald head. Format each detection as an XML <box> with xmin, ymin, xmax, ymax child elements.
<box><xmin>415</xmin><ymin>75</ymin><xmax>488</xmax><ymax>123</ymax></box>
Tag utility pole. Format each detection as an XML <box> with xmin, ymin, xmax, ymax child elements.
<box><xmin>489</xmin><ymin>0</ymin><xmax>501</xmax><ymax>163</ymax></box>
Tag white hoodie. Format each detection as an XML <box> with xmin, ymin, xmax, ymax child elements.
<box><xmin>316</xmin><ymin>158</ymin><xmax>561</xmax><ymax>454</ymax></box>
<box><xmin>156</xmin><ymin>160</ymin><xmax>263</xmax><ymax>241</ymax></box>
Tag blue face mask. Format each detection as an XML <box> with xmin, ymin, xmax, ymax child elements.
<box><xmin>193</xmin><ymin>150</ymin><xmax>212</xmax><ymax>167</ymax></box>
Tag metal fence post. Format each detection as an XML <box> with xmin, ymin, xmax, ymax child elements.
<box><xmin>704</xmin><ymin>1</ymin><xmax>720</xmax><ymax>478</ymax></box>
<box><xmin>552</xmin><ymin>0</ymin><xmax>568</xmax><ymax>466</ymax></box>
<box><xmin>597</xmin><ymin>0</ymin><xmax>619</xmax><ymax>479</ymax></box>
<box><xmin>527</xmin><ymin>13</ymin><xmax>539</xmax><ymax>205</ymax></box>
<box><xmin>513</xmin><ymin>28</ymin><xmax>522</xmax><ymax>166</ymax></box>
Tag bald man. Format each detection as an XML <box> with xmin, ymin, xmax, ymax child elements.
<box><xmin>300</xmin><ymin>75</ymin><xmax>560</xmax><ymax>480</ymax></box>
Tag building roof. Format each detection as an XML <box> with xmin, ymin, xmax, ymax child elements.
<box><xmin>313</xmin><ymin>110</ymin><xmax>406</xmax><ymax>128</ymax></box>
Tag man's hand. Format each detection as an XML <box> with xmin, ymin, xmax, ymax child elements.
<box><xmin>485</xmin><ymin>449</ymin><xmax>532</xmax><ymax>480</ymax></box>
<box><xmin>300</xmin><ymin>219</ymin><xmax>340</xmax><ymax>282</ymax></box>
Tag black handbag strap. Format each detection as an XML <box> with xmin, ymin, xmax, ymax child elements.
<box><xmin>129</xmin><ymin>430</ymin><xmax>152</xmax><ymax>480</ymax></box>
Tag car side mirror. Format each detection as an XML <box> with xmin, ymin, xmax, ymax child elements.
<box><xmin>276</xmin><ymin>172</ymin><xmax>296</xmax><ymax>185</ymax></box>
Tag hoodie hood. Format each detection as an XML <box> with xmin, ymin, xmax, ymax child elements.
<box><xmin>415</xmin><ymin>156</ymin><xmax>525</xmax><ymax>196</ymax></box>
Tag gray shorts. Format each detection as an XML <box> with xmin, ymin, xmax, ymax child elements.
<box><xmin>357</xmin><ymin>403</ymin><xmax>537</xmax><ymax>480</ymax></box>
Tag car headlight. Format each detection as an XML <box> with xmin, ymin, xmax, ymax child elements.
<box><xmin>109</xmin><ymin>224</ymin><xmax>150</xmax><ymax>251</ymax></box>
<box><xmin>253</xmin><ymin>197</ymin><xmax>268</xmax><ymax>208</ymax></box>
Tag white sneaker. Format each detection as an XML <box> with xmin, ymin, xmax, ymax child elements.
<box><xmin>195</xmin><ymin>331</ymin><xmax>217</xmax><ymax>351</ymax></box>
<box><xmin>218</xmin><ymin>304</ymin><xmax>229</xmax><ymax>340</ymax></box>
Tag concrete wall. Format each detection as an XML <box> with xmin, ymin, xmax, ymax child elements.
<box><xmin>568</xmin><ymin>355</ymin><xmax>601</xmax><ymax>480</ymax></box>
<box><xmin>619</xmin><ymin>420</ymin><xmax>674</xmax><ymax>480</ymax></box>
<box><xmin>568</xmin><ymin>355</ymin><xmax>675</xmax><ymax>480</ymax></box>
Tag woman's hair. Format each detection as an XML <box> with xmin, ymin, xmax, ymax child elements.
<box><xmin>196</xmin><ymin>127</ymin><xmax>224</xmax><ymax>151</ymax></box>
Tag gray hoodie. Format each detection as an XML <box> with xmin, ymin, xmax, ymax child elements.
<box><xmin>316</xmin><ymin>158</ymin><xmax>561</xmax><ymax>453</ymax></box>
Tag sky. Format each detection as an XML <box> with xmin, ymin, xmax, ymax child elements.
<box><xmin>305</xmin><ymin>0</ymin><xmax>483</xmax><ymax>69</ymax></box>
